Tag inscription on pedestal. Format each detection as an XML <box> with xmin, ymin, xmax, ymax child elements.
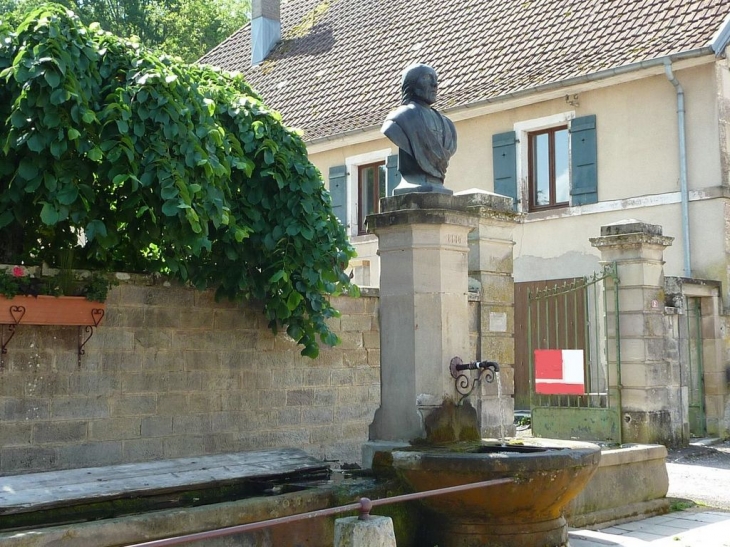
<box><xmin>447</xmin><ymin>234</ymin><xmax>464</xmax><ymax>245</ymax></box>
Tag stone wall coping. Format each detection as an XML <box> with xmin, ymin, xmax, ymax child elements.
<box><xmin>598</xmin><ymin>443</ymin><xmax>668</xmax><ymax>466</ymax></box>
<box><xmin>599</xmin><ymin>220</ymin><xmax>663</xmax><ymax>236</ymax></box>
<box><xmin>589</xmin><ymin>233</ymin><xmax>674</xmax><ymax>249</ymax></box>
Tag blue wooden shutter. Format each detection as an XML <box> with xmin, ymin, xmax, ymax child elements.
<box><xmin>328</xmin><ymin>165</ymin><xmax>347</xmax><ymax>225</ymax></box>
<box><xmin>385</xmin><ymin>154</ymin><xmax>400</xmax><ymax>197</ymax></box>
<box><xmin>492</xmin><ymin>131</ymin><xmax>518</xmax><ymax>208</ymax></box>
<box><xmin>570</xmin><ymin>115</ymin><xmax>597</xmax><ymax>205</ymax></box>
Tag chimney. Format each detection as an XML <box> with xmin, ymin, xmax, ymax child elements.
<box><xmin>251</xmin><ymin>0</ymin><xmax>281</xmax><ymax>65</ymax></box>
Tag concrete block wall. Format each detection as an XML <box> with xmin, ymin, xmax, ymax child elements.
<box><xmin>0</xmin><ymin>277</ymin><xmax>383</xmax><ymax>475</ymax></box>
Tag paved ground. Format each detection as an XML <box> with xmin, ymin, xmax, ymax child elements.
<box><xmin>570</xmin><ymin>439</ymin><xmax>730</xmax><ymax>547</ymax></box>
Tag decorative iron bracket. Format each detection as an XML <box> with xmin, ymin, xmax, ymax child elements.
<box><xmin>78</xmin><ymin>309</ymin><xmax>105</xmax><ymax>367</ymax></box>
<box><xmin>1</xmin><ymin>305</ymin><xmax>26</xmax><ymax>369</ymax></box>
<box><xmin>1</xmin><ymin>304</ymin><xmax>105</xmax><ymax>369</ymax></box>
<box><xmin>449</xmin><ymin>356</ymin><xmax>500</xmax><ymax>403</ymax></box>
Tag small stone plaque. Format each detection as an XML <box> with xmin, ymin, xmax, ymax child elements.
<box><xmin>489</xmin><ymin>312</ymin><xmax>507</xmax><ymax>332</ymax></box>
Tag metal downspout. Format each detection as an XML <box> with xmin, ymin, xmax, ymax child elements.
<box><xmin>664</xmin><ymin>60</ymin><xmax>692</xmax><ymax>277</ymax></box>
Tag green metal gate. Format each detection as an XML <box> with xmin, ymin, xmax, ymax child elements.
<box><xmin>528</xmin><ymin>263</ymin><xmax>622</xmax><ymax>444</ymax></box>
<box><xmin>684</xmin><ymin>297</ymin><xmax>706</xmax><ymax>437</ymax></box>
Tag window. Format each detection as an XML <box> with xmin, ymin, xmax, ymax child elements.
<box><xmin>329</xmin><ymin>150</ymin><xmax>398</xmax><ymax>237</ymax></box>
<box><xmin>357</xmin><ymin>162</ymin><xmax>386</xmax><ymax>234</ymax></box>
<box><xmin>528</xmin><ymin>126</ymin><xmax>569</xmax><ymax>211</ymax></box>
<box><xmin>492</xmin><ymin>114</ymin><xmax>597</xmax><ymax>211</ymax></box>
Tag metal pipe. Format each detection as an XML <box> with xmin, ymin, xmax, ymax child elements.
<box><xmin>664</xmin><ymin>60</ymin><xmax>692</xmax><ymax>277</ymax></box>
<box><xmin>126</xmin><ymin>478</ymin><xmax>515</xmax><ymax>546</ymax></box>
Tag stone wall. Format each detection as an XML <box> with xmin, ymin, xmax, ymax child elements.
<box><xmin>0</xmin><ymin>277</ymin><xmax>383</xmax><ymax>475</ymax></box>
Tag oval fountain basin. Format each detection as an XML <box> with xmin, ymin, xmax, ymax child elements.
<box><xmin>388</xmin><ymin>438</ymin><xmax>601</xmax><ymax>547</ymax></box>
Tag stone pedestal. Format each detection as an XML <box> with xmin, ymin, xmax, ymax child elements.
<box><xmin>590</xmin><ymin>220</ymin><xmax>684</xmax><ymax>445</ymax></box>
<box><xmin>366</xmin><ymin>192</ymin><xmax>520</xmax><ymax>445</ymax></box>
<box><xmin>367</xmin><ymin>193</ymin><xmax>478</xmax><ymax>442</ymax></box>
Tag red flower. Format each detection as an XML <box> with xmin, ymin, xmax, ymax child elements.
<box><xmin>11</xmin><ymin>266</ymin><xmax>24</xmax><ymax>277</ymax></box>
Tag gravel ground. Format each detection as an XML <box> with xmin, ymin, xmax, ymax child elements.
<box><xmin>666</xmin><ymin>439</ymin><xmax>730</xmax><ymax>511</ymax></box>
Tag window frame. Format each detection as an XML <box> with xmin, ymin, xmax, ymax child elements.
<box><xmin>514</xmin><ymin>111</ymin><xmax>575</xmax><ymax>213</ymax></box>
<box><xmin>344</xmin><ymin>149</ymin><xmax>392</xmax><ymax>238</ymax></box>
<box><xmin>357</xmin><ymin>161</ymin><xmax>386</xmax><ymax>235</ymax></box>
<box><xmin>527</xmin><ymin>125</ymin><xmax>570</xmax><ymax>212</ymax></box>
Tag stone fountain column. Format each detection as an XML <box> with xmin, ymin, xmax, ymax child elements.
<box><xmin>467</xmin><ymin>197</ymin><xmax>521</xmax><ymax>439</ymax></box>
<box><xmin>363</xmin><ymin>193</ymin><xmax>602</xmax><ymax>547</ymax></box>
<box><xmin>365</xmin><ymin>192</ymin><xmax>518</xmax><ymax>455</ymax></box>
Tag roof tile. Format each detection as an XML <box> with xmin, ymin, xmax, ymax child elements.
<box><xmin>200</xmin><ymin>0</ymin><xmax>729</xmax><ymax>141</ymax></box>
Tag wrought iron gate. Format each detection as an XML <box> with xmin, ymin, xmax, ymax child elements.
<box><xmin>528</xmin><ymin>263</ymin><xmax>622</xmax><ymax>444</ymax></box>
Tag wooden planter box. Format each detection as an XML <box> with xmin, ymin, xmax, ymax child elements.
<box><xmin>0</xmin><ymin>295</ymin><xmax>105</xmax><ymax>326</ymax></box>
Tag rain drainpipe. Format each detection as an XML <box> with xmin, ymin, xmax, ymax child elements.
<box><xmin>664</xmin><ymin>60</ymin><xmax>692</xmax><ymax>278</ymax></box>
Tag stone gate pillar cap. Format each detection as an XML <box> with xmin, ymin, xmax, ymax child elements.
<box><xmin>600</xmin><ymin>220</ymin><xmax>663</xmax><ymax>237</ymax></box>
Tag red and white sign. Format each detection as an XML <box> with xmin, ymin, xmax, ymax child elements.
<box><xmin>534</xmin><ymin>349</ymin><xmax>585</xmax><ymax>395</ymax></box>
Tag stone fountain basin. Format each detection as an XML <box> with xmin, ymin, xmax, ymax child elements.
<box><xmin>388</xmin><ymin>437</ymin><xmax>601</xmax><ymax>523</ymax></box>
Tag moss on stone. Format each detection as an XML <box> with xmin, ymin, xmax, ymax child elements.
<box><xmin>423</xmin><ymin>399</ymin><xmax>480</xmax><ymax>444</ymax></box>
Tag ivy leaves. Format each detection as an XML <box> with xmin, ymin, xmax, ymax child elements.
<box><xmin>0</xmin><ymin>5</ymin><xmax>358</xmax><ymax>357</ymax></box>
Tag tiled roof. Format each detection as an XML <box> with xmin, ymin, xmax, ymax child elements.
<box><xmin>200</xmin><ymin>0</ymin><xmax>730</xmax><ymax>142</ymax></box>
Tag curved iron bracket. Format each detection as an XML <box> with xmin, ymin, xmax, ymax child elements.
<box><xmin>2</xmin><ymin>304</ymin><xmax>105</xmax><ymax>369</ymax></box>
<box><xmin>449</xmin><ymin>356</ymin><xmax>500</xmax><ymax>404</ymax></box>
<box><xmin>78</xmin><ymin>308</ymin><xmax>105</xmax><ymax>367</ymax></box>
<box><xmin>1</xmin><ymin>305</ymin><xmax>26</xmax><ymax>369</ymax></box>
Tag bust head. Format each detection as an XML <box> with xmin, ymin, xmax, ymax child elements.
<box><xmin>401</xmin><ymin>63</ymin><xmax>438</xmax><ymax>106</ymax></box>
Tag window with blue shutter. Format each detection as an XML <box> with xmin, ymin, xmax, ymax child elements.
<box><xmin>328</xmin><ymin>165</ymin><xmax>347</xmax><ymax>226</ymax></box>
<box><xmin>492</xmin><ymin>131</ymin><xmax>518</xmax><ymax>209</ymax></box>
<box><xmin>495</xmin><ymin>115</ymin><xmax>598</xmax><ymax>212</ymax></box>
<box><xmin>570</xmin><ymin>115</ymin><xmax>597</xmax><ymax>205</ymax></box>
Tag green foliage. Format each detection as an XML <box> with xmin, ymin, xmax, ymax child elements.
<box><xmin>0</xmin><ymin>266</ymin><xmax>114</xmax><ymax>301</ymax></box>
<box><xmin>80</xmin><ymin>272</ymin><xmax>117</xmax><ymax>302</ymax></box>
<box><xmin>0</xmin><ymin>0</ymin><xmax>251</xmax><ymax>62</ymax></box>
<box><xmin>0</xmin><ymin>267</ymin><xmax>25</xmax><ymax>297</ymax></box>
<box><xmin>0</xmin><ymin>4</ymin><xmax>358</xmax><ymax>356</ymax></box>
<box><xmin>669</xmin><ymin>499</ymin><xmax>695</xmax><ymax>512</ymax></box>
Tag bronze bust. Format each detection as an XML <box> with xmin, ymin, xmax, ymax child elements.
<box><xmin>382</xmin><ymin>63</ymin><xmax>457</xmax><ymax>195</ymax></box>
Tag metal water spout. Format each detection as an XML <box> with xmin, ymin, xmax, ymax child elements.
<box><xmin>449</xmin><ymin>356</ymin><xmax>500</xmax><ymax>401</ymax></box>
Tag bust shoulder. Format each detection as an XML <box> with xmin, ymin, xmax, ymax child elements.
<box><xmin>387</xmin><ymin>102</ymin><xmax>425</xmax><ymax>122</ymax></box>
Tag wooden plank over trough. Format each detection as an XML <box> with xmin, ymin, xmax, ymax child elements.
<box><xmin>0</xmin><ymin>449</ymin><xmax>330</xmax><ymax>516</ymax></box>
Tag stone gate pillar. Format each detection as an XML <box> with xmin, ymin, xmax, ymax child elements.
<box><xmin>590</xmin><ymin>220</ymin><xmax>685</xmax><ymax>445</ymax></box>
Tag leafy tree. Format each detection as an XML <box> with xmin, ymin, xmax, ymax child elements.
<box><xmin>0</xmin><ymin>0</ymin><xmax>250</xmax><ymax>61</ymax></box>
<box><xmin>0</xmin><ymin>4</ymin><xmax>358</xmax><ymax>357</ymax></box>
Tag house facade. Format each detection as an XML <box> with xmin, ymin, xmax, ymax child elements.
<box><xmin>202</xmin><ymin>0</ymin><xmax>730</xmax><ymax>438</ymax></box>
